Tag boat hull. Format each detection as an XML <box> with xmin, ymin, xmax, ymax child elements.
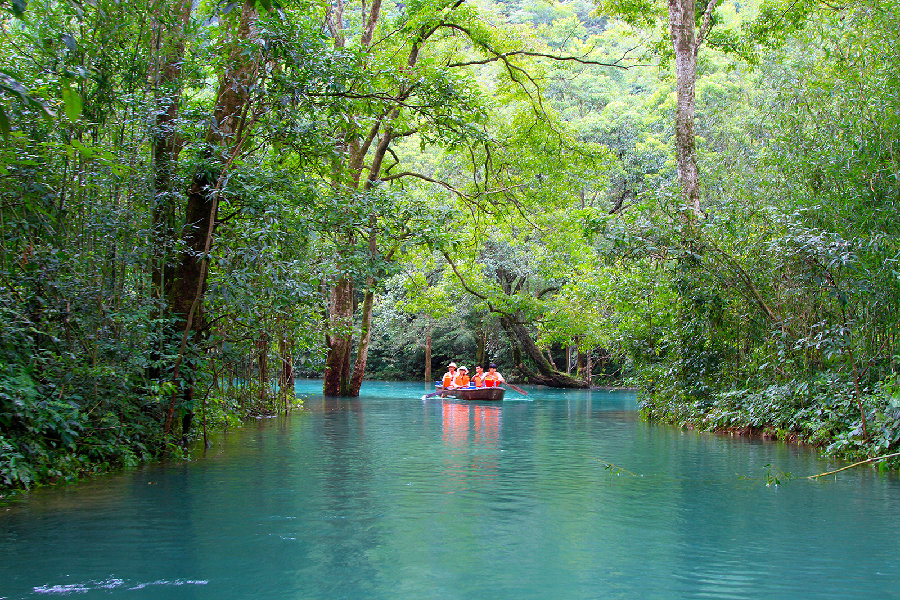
<box><xmin>437</xmin><ymin>386</ymin><xmax>505</xmax><ymax>401</ymax></box>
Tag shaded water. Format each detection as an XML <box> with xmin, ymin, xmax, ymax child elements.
<box><xmin>2</xmin><ymin>381</ymin><xmax>899</xmax><ymax>599</ymax></box>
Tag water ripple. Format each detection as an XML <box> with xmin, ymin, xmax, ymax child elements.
<box><xmin>33</xmin><ymin>578</ymin><xmax>208</xmax><ymax>594</ymax></box>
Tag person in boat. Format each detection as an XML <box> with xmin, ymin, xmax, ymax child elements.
<box><xmin>471</xmin><ymin>365</ymin><xmax>485</xmax><ymax>387</ymax></box>
<box><xmin>442</xmin><ymin>362</ymin><xmax>459</xmax><ymax>388</ymax></box>
<box><xmin>455</xmin><ymin>366</ymin><xmax>471</xmax><ymax>388</ymax></box>
<box><xmin>483</xmin><ymin>363</ymin><xmax>506</xmax><ymax>387</ymax></box>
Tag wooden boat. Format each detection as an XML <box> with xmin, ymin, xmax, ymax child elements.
<box><xmin>436</xmin><ymin>386</ymin><xmax>505</xmax><ymax>401</ymax></box>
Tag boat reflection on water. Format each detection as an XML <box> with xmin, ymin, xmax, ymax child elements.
<box><xmin>442</xmin><ymin>402</ymin><xmax>501</xmax><ymax>447</ymax></box>
<box><xmin>441</xmin><ymin>401</ymin><xmax>502</xmax><ymax>483</ymax></box>
<box><xmin>473</xmin><ymin>403</ymin><xmax>500</xmax><ymax>446</ymax></box>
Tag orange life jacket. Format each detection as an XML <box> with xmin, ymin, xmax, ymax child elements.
<box><xmin>454</xmin><ymin>373</ymin><xmax>470</xmax><ymax>387</ymax></box>
<box><xmin>483</xmin><ymin>372</ymin><xmax>502</xmax><ymax>387</ymax></box>
<box><xmin>442</xmin><ymin>371</ymin><xmax>456</xmax><ymax>387</ymax></box>
<box><xmin>471</xmin><ymin>374</ymin><xmax>484</xmax><ymax>387</ymax></box>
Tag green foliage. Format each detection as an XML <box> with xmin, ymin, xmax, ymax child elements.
<box><xmin>2</xmin><ymin>0</ymin><xmax>899</xmax><ymax>493</ymax></box>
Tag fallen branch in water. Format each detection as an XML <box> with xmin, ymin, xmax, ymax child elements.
<box><xmin>807</xmin><ymin>452</ymin><xmax>900</xmax><ymax>479</ymax></box>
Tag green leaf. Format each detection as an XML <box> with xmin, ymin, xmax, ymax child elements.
<box><xmin>61</xmin><ymin>85</ymin><xmax>82</xmax><ymax>121</ymax></box>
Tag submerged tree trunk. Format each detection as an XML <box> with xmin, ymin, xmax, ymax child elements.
<box><xmin>323</xmin><ymin>276</ymin><xmax>354</xmax><ymax>396</ymax></box>
<box><xmin>349</xmin><ymin>288</ymin><xmax>375</xmax><ymax>396</ymax></box>
<box><xmin>257</xmin><ymin>334</ymin><xmax>269</xmax><ymax>405</ymax></box>
<box><xmin>278</xmin><ymin>333</ymin><xmax>294</xmax><ymax>411</ymax></box>
<box><xmin>320</xmin><ymin>4</ymin><xmax>429</xmax><ymax>396</ymax></box>
<box><xmin>348</xmin><ymin>216</ymin><xmax>379</xmax><ymax>396</ymax></box>
<box><xmin>500</xmin><ymin>317</ymin><xmax>589</xmax><ymax>388</ymax></box>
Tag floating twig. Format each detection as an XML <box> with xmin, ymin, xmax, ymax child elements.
<box><xmin>599</xmin><ymin>460</ymin><xmax>641</xmax><ymax>477</ymax></box>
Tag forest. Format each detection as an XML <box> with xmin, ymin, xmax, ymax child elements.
<box><xmin>1</xmin><ymin>0</ymin><xmax>898</xmax><ymax>494</ymax></box>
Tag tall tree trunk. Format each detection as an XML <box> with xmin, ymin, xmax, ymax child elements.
<box><xmin>668</xmin><ymin>0</ymin><xmax>719</xmax><ymax>401</ymax></box>
<box><xmin>668</xmin><ymin>0</ymin><xmax>719</xmax><ymax>217</ymax></box>
<box><xmin>348</xmin><ymin>216</ymin><xmax>379</xmax><ymax>396</ymax></box>
<box><xmin>163</xmin><ymin>0</ymin><xmax>262</xmax><ymax>434</ymax></box>
<box><xmin>321</xmin><ymin>2</ymin><xmax>353</xmax><ymax>397</ymax></box>
<box><xmin>148</xmin><ymin>0</ymin><xmax>191</xmax><ymax>384</ymax></box>
<box><xmin>669</xmin><ymin>0</ymin><xmax>700</xmax><ymax>217</ymax></box>
<box><xmin>149</xmin><ymin>0</ymin><xmax>191</xmax><ymax>301</ymax></box>
<box><xmin>164</xmin><ymin>167</ymin><xmax>216</xmax><ymax>435</ymax></box>
<box><xmin>349</xmin><ymin>288</ymin><xmax>375</xmax><ymax>396</ymax></box>
<box><xmin>321</xmin><ymin>5</ymin><xmax>428</xmax><ymax>396</ymax></box>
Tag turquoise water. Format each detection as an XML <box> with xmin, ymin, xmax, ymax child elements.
<box><xmin>2</xmin><ymin>380</ymin><xmax>899</xmax><ymax>599</ymax></box>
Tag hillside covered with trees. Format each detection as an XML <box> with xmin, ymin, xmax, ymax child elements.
<box><xmin>1</xmin><ymin>0</ymin><xmax>898</xmax><ymax>493</ymax></box>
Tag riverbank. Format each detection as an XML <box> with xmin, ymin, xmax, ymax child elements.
<box><xmin>639</xmin><ymin>379</ymin><xmax>900</xmax><ymax>472</ymax></box>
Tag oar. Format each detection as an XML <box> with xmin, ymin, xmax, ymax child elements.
<box><xmin>424</xmin><ymin>387</ymin><xmax>449</xmax><ymax>399</ymax></box>
<box><xmin>505</xmin><ymin>382</ymin><xmax>528</xmax><ymax>395</ymax></box>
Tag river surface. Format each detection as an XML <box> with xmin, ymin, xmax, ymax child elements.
<box><xmin>2</xmin><ymin>381</ymin><xmax>899</xmax><ymax>599</ymax></box>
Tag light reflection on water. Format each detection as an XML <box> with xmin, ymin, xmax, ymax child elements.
<box><xmin>1</xmin><ymin>380</ymin><xmax>899</xmax><ymax>599</ymax></box>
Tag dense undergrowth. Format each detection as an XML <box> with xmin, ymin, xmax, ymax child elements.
<box><xmin>0</xmin><ymin>363</ymin><xmax>165</xmax><ymax>495</ymax></box>
<box><xmin>640</xmin><ymin>371</ymin><xmax>900</xmax><ymax>469</ymax></box>
<box><xmin>0</xmin><ymin>364</ymin><xmax>292</xmax><ymax>498</ymax></box>
<box><xmin>0</xmin><ymin>299</ymin><xmax>291</xmax><ymax>499</ymax></box>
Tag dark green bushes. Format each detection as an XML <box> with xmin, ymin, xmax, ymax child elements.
<box><xmin>0</xmin><ymin>363</ymin><xmax>164</xmax><ymax>494</ymax></box>
<box><xmin>0</xmin><ymin>300</ymin><xmax>165</xmax><ymax>493</ymax></box>
<box><xmin>641</xmin><ymin>373</ymin><xmax>900</xmax><ymax>464</ymax></box>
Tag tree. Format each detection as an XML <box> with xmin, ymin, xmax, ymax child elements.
<box><xmin>162</xmin><ymin>0</ymin><xmax>270</xmax><ymax>434</ymax></box>
<box><xmin>316</xmin><ymin>0</ymin><xmax>518</xmax><ymax>396</ymax></box>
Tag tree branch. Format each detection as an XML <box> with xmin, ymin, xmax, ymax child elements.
<box><xmin>807</xmin><ymin>452</ymin><xmax>900</xmax><ymax>479</ymax></box>
<box><xmin>449</xmin><ymin>50</ymin><xmax>630</xmax><ymax>69</ymax></box>
<box><xmin>696</xmin><ymin>0</ymin><xmax>722</xmax><ymax>52</ymax></box>
<box><xmin>381</xmin><ymin>171</ymin><xmax>473</xmax><ymax>199</ymax></box>
<box><xmin>361</xmin><ymin>0</ymin><xmax>382</xmax><ymax>47</ymax></box>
